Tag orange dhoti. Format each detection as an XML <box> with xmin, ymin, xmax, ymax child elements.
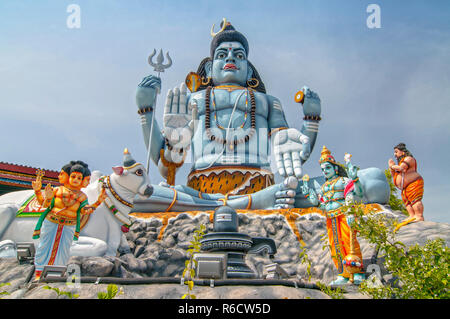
<box><xmin>401</xmin><ymin>177</ymin><xmax>424</xmax><ymax>206</ymax></box>
<box><xmin>187</xmin><ymin>167</ymin><xmax>274</xmax><ymax>195</ymax></box>
<box><xmin>326</xmin><ymin>211</ymin><xmax>364</xmax><ymax>278</ymax></box>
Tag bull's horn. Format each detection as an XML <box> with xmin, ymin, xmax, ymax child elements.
<box><xmin>123</xmin><ymin>148</ymin><xmax>137</xmax><ymax>168</ymax></box>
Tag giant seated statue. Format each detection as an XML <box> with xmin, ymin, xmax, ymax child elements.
<box><xmin>132</xmin><ymin>19</ymin><xmax>389</xmax><ymax>213</ymax></box>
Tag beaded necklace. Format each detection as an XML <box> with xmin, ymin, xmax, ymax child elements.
<box><xmin>212</xmin><ymin>87</ymin><xmax>248</xmax><ymax>130</ymax></box>
<box><xmin>61</xmin><ymin>187</ymin><xmax>81</xmax><ymax>207</ymax></box>
<box><xmin>205</xmin><ymin>86</ymin><xmax>256</xmax><ymax>150</ymax></box>
<box><xmin>104</xmin><ymin>176</ymin><xmax>133</xmax><ymax>208</ymax></box>
<box><xmin>322</xmin><ymin>177</ymin><xmax>345</xmax><ymax>202</ymax></box>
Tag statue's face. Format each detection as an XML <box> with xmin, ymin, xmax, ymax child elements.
<box><xmin>82</xmin><ymin>176</ymin><xmax>91</xmax><ymax>188</ymax></box>
<box><xmin>58</xmin><ymin>170</ymin><xmax>69</xmax><ymax>184</ymax></box>
<box><xmin>321</xmin><ymin>162</ymin><xmax>338</xmax><ymax>180</ymax></box>
<box><xmin>67</xmin><ymin>171</ymin><xmax>83</xmax><ymax>190</ymax></box>
<box><xmin>211</xmin><ymin>41</ymin><xmax>249</xmax><ymax>86</ymax></box>
<box><xmin>394</xmin><ymin>148</ymin><xmax>404</xmax><ymax>160</ymax></box>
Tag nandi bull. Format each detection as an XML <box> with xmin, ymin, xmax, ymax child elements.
<box><xmin>0</xmin><ymin>149</ymin><xmax>153</xmax><ymax>257</ymax></box>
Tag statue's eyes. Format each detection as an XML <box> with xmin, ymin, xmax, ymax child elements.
<box><xmin>217</xmin><ymin>52</ymin><xmax>226</xmax><ymax>59</ymax></box>
<box><xmin>236</xmin><ymin>53</ymin><xmax>245</xmax><ymax>59</ymax></box>
<box><xmin>135</xmin><ymin>169</ymin><xmax>143</xmax><ymax>176</ymax></box>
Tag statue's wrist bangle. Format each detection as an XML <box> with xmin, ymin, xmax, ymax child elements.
<box><xmin>137</xmin><ymin>106</ymin><xmax>154</xmax><ymax>115</ymax></box>
<box><xmin>303</xmin><ymin>115</ymin><xmax>321</xmax><ymax>121</ymax></box>
<box><xmin>353</xmin><ymin>177</ymin><xmax>359</xmax><ymax>183</ymax></box>
<box><xmin>164</xmin><ymin>138</ymin><xmax>186</xmax><ymax>155</ymax></box>
<box><xmin>92</xmin><ymin>201</ymin><xmax>101</xmax><ymax>208</ymax></box>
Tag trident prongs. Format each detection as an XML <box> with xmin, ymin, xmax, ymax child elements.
<box><xmin>148</xmin><ymin>49</ymin><xmax>172</xmax><ymax>76</ymax></box>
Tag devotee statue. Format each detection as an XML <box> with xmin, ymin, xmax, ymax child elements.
<box><xmin>389</xmin><ymin>143</ymin><xmax>424</xmax><ymax>225</ymax></box>
<box><xmin>31</xmin><ymin>161</ymin><xmax>106</xmax><ymax>280</ymax></box>
<box><xmin>301</xmin><ymin>146</ymin><xmax>365</xmax><ymax>285</ymax></box>
<box><xmin>134</xmin><ymin>19</ymin><xmax>322</xmax><ymax>210</ymax></box>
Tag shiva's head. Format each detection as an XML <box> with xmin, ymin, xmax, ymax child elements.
<box><xmin>195</xmin><ymin>19</ymin><xmax>266</xmax><ymax>92</ymax></box>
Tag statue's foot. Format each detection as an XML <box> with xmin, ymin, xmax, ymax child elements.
<box><xmin>330</xmin><ymin>275</ymin><xmax>349</xmax><ymax>286</ymax></box>
<box><xmin>274</xmin><ymin>176</ymin><xmax>298</xmax><ymax>209</ymax></box>
<box><xmin>352</xmin><ymin>273</ymin><xmax>365</xmax><ymax>285</ymax></box>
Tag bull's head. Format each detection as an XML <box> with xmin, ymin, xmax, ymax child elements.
<box><xmin>111</xmin><ymin>148</ymin><xmax>153</xmax><ymax>199</ymax></box>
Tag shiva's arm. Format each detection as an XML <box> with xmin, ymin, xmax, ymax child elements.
<box><xmin>136</xmin><ymin>75</ymin><xmax>166</xmax><ymax>167</ymax></box>
<box><xmin>298</xmin><ymin>87</ymin><xmax>321</xmax><ymax>164</ymax></box>
<box><xmin>267</xmin><ymin>95</ymin><xmax>310</xmax><ymax>177</ymax></box>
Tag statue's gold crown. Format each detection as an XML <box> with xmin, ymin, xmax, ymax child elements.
<box><xmin>319</xmin><ymin>146</ymin><xmax>337</xmax><ymax>165</ymax></box>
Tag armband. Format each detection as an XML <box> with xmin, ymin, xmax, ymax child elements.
<box><xmin>137</xmin><ymin>106</ymin><xmax>154</xmax><ymax>115</ymax></box>
<box><xmin>164</xmin><ymin>138</ymin><xmax>186</xmax><ymax>154</ymax></box>
<box><xmin>303</xmin><ymin>115</ymin><xmax>322</xmax><ymax>121</ymax></box>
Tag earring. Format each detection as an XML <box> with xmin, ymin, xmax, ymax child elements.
<box><xmin>201</xmin><ymin>76</ymin><xmax>211</xmax><ymax>86</ymax></box>
<box><xmin>246</xmin><ymin>78</ymin><xmax>259</xmax><ymax>89</ymax></box>
<box><xmin>185</xmin><ymin>72</ymin><xmax>201</xmax><ymax>92</ymax></box>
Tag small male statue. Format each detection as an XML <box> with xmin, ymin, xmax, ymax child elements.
<box><xmin>31</xmin><ymin>161</ymin><xmax>106</xmax><ymax>280</ymax></box>
<box><xmin>389</xmin><ymin>143</ymin><xmax>424</xmax><ymax>226</ymax></box>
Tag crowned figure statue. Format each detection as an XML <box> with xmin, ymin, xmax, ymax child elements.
<box><xmin>301</xmin><ymin>146</ymin><xmax>366</xmax><ymax>285</ymax></box>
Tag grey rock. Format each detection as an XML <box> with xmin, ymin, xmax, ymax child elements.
<box><xmin>121</xmin><ymin>254</ymin><xmax>147</xmax><ymax>273</ymax></box>
<box><xmin>265</xmin><ymin>223</ymin><xmax>276</xmax><ymax>235</ymax></box>
<box><xmin>136</xmin><ymin>237</ymin><xmax>148</xmax><ymax>247</ymax></box>
<box><xmin>130</xmin><ymin>223</ymin><xmax>144</xmax><ymax>233</ymax></box>
<box><xmin>162</xmin><ymin>263</ymin><xmax>183</xmax><ymax>277</ymax></box>
<box><xmin>169</xmin><ymin>249</ymin><xmax>187</xmax><ymax>262</ymax></box>
<box><xmin>134</xmin><ymin>245</ymin><xmax>145</xmax><ymax>258</ymax></box>
<box><xmin>81</xmin><ymin>257</ymin><xmax>114</xmax><ymax>277</ymax></box>
<box><xmin>239</xmin><ymin>214</ymin><xmax>250</xmax><ymax>225</ymax></box>
<box><xmin>162</xmin><ymin>235</ymin><xmax>176</xmax><ymax>248</ymax></box>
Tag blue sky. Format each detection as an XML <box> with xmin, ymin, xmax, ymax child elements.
<box><xmin>1</xmin><ymin>0</ymin><xmax>449</xmax><ymax>222</ymax></box>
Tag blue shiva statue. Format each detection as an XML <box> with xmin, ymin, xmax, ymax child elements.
<box><xmin>132</xmin><ymin>19</ymin><xmax>389</xmax><ymax>213</ymax></box>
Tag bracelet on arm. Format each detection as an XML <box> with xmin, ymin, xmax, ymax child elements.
<box><xmin>303</xmin><ymin>115</ymin><xmax>322</xmax><ymax>121</ymax></box>
<box><xmin>137</xmin><ymin>106</ymin><xmax>154</xmax><ymax>115</ymax></box>
<box><xmin>268</xmin><ymin>127</ymin><xmax>288</xmax><ymax>137</ymax></box>
<box><xmin>92</xmin><ymin>200</ymin><xmax>102</xmax><ymax>209</ymax></box>
<box><xmin>164</xmin><ymin>138</ymin><xmax>186</xmax><ymax>155</ymax></box>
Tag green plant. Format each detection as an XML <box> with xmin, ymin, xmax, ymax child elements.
<box><xmin>0</xmin><ymin>283</ymin><xmax>11</xmax><ymax>298</ymax></box>
<box><xmin>181</xmin><ymin>223</ymin><xmax>206</xmax><ymax>299</ymax></box>
<box><xmin>316</xmin><ymin>282</ymin><xmax>345</xmax><ymax>299</ymax></box>
<box><xmin>345</xmin><ymin>203</ymin><xmax>450</xmax><ymax>299</ymax></box>
<box><xmin>43</xmin><ymin>285</ymin><xmax>79</xmax><ymax>299</ymax></box>
<box><xmin>299</xmin><ymin>243</ymin><xmax>312</xmax><ymax>282</ymax></box>
<box><xmin>97</xmin><ymin>284</ymin><xmax>124</xmax><ymax>299</ymax></box>
<box><xmin>384</xmin><ymin>169</ymin><xmax>407</xmax><ymax>215</ymax></box>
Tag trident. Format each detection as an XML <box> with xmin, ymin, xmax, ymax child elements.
<box><xmin>145</xmin><ymin>49</ymin><xmax>172</xmax><ymax>173</ymax></box>
<box><xmin>148</xmin><ymin>49</ymin><xmax>172</xmax><ymax>77</ymax></box>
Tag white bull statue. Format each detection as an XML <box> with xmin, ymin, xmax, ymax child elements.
<box><xmin>0</xmin><ymin>150</ymin><xmax>153</xmax><ymax>257</ymax></box>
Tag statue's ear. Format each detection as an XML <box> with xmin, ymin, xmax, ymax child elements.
<box><xmin>204</xmin><ymin>60</ymin><xmax>213</xmax><ymax>78</ymax></box>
